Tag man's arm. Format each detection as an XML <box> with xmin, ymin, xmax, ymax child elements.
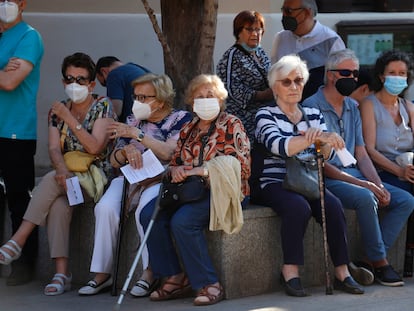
<box><xmin>324</xmin><ymin>161</ymin><xmax>365</xmax><ymax>187</ymax></box>
<box><xmin>354</xmin><ymin>145</ymin><xmax>383</xmax><ymax>186</ymax></box>
<box><xmin>325</xmin><ymin>145</ymin><xmax>390</xmax><ymax>206</ymax></box>
<box><xmin>0</xmin><ymin>58</ymin><xmax>33</xmax><ymax>91</ymax></box>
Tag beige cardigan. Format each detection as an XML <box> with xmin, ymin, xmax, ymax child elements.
<box><xmin>206</xmin><ymin>155</ymin><xmax>244</xmax><ymax>234</ymax></box>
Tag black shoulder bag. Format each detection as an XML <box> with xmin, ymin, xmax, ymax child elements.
<box><xmin>159</xmin><ymin>119</ymin><xmax>216</xmax><ymax>214</ymax></box>
<box><xmin>282</xmin><ymin>106</ymin><xmax>320</xmax><ymax>200</ymax></box>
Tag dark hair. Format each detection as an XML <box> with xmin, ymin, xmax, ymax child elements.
<box><xmin>356</xmin><ymin>68</ymin><xmax>373</xmax><ymax>89</ymax></box>
<box><xmin>95</xmin><ymin>56</ymin><xmax>120</xmax><ymax>73</ymax></box>
<box><xmin>371</xmin><ymin>50</ymin><xmax>413</xmax><ymax>92</ymax></box>
<box><xmin>233</xmin><ymin>10</ymin><xmax>265</xmax><ymax>40</ymax></box>
<box><xmin>61</xmin><ymin>52</ymin><xmax>96</xmax><ymax>81</ymax></box>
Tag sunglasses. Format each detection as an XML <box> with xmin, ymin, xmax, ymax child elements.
<box><xmin>63</xmin><ymin>75</ymin><xmax>90</xmax><ymax>85</ymax></box>
<box><xmin>277</xmin><ymin>77</ymin><xmax>304</xmax><ymax>87</ymax></box>
<box><xmin>329</xmin><ymin>69</ymin><xmax>359</xmax><ymax>78</ymax></box>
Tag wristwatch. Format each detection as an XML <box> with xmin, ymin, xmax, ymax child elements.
<box><xmin>136</xmin><ymin>128</ymin><xmax>145</xmax><ymax>142</ymax></box>
<box><xmin>75</xmin><ymin>123</ymin><xmax>82</xmax><ymax>130</ymax></box>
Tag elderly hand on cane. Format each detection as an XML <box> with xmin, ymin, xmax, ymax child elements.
<box><xmin>305</xmin><ymin>130</ymin><xmax>345</xmax><ymax>159</ymax></box>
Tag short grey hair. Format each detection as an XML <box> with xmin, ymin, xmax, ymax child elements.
<box><xmin>268</xmin><ymin>54</ymin><xmax>309</xmax><ymax>87</ymax></box>
<box><xmin>302</xmin><ymin>0</ymin><xmax>318</xmax><ymax>16</ymax></box>
<box><xmin>132</xmin><ymin>73</ymin><xmax>175</xmax><ymax>109</ymax></box>
<box><xmin>324</xmin><ymin>49</ymin><xmax>360</xmax><ymax>84</ymax></box>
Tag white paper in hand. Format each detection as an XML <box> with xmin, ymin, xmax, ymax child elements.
<box><xmin>120</xmin><ymin>149</ymin><xmax>165</xmax><ymax>184</ymax></box>
<box><xmin>66</xmin><ymin>176</ymin><xmax>84</xmax><ymax>206</ymax></box>
<box><xmin>336</xmin><ymin>148</ymin><xmax>357</xmax><ymax>167</ymax></box>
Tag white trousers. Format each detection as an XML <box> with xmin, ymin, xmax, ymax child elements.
<box><xmin>90</xmin><ymin>176</ymin><xmax>160</xmax><ymax>274</ymax></box>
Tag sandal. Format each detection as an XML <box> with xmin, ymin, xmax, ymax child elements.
<box><xmin>44</xmin><ymin>273</ymin><xmax>72</xmax><ymax>296</ymax></box>
<box><xmin>193</xmin><ymin>283</ymin><xmax>224</xmax><ymax>306</ymax></box>
<box><xmin>0</xmin><ymin>240</ymin><xmax>22</xmax><ymax>265</ymax></box>
<box><xmin>130</xmin><ymin>278</ymin><xmax>160</xmax><ymax>297</ymax></box>
<box><xmin>150</xmin><ymin>276</ymin><xmax>192</xmax><ymax>301</ymax></box>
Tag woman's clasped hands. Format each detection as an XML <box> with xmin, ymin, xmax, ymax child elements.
<box><xmin>301</xmin><ymin>127</ymin><xmax>345</xmax><ymax>151</ymax></box>
<box><xmin>169</xmin><ymin>165</ymin><xmax>204</xmax><ymax>183</ymax></box>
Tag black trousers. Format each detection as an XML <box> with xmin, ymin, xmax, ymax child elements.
<box><xmin>0</xmin><ymin>138</ymin><xmax>38</xmax><ymax>266</ymax></box>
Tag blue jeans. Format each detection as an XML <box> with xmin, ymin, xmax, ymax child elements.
<box><xmin>326</xmin><ymin>168</ymin><xmax>414</xmax><ymax>261</ymax></box>
<box><xmin>140</xmin><ymin>193</ymin><xmax>218</xmax><ymax>290</ymax></box>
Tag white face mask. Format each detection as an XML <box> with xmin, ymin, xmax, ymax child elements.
<box><xmin>65</xmin><ymin>83</ymin><xmax>89</xmax><ymax>104</ymax></box>
<box><xmin>0</xmin><ymin>1</ymin><xmax>19</xmax><ymax>24</ymax></box>
<box><xmin>193</xmin><ymin>98</ymin><xmax>220</xmax><ymax>121</ymax></box>
<box><xmin>132</xmin><ymin>100</ymin><xmax>152</xmax><ymax>120</ymax></box>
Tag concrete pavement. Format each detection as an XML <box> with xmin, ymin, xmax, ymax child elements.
<box><xmin>1</xmin><ymin>276</ymin><xmax>414</xmax><ymax>311</ymax></box>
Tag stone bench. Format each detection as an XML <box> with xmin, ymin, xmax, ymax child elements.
<box><xmin>207</xmin><ymin>204</ymin><xmax>406</xmax><ymax>299</ymax></box>
<box><xmin>1</xmin><ymin>199</ymin><xmax>407</xmax><ymax>299</ymax></box>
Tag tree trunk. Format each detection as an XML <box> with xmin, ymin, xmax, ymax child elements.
<box><xmin>160</xmin><ymin>0</ymin><xmax>218</xmax><ymax>108</ymax></box>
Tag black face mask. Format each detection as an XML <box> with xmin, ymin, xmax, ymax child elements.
<box><xmin>282</xmin><ymin>16</ymin><xmax>298</xmax><ymax>32</ymax></box>
<box><xmin>335</xmin><ymin>78</ymin><xmax>357</xmax><ymax>96</ymax></box>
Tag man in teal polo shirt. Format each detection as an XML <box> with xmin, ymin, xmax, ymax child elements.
<box><xmin>0</xmin><ymin>0</ymin><xmax>44</xmax><ymax>285</ymax></box>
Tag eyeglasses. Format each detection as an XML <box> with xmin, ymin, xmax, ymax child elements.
<box><xmin>63</xmin><ymin>75</ymin><xmax>90</xmax><ymax>86</ymax></box>
<box><xmin>132</xmin><ymin>94</ymin><xmax>156</xmax><ymax>102</ymax></box>
<box><xmin>281</xmin><ymin>7</ymin><xmax>304</xmax><ymax>15</ymax></box>
<box><xmin>244</xmin><ymin>27</ymin><xmax>264</xmax><ymax>35</ymax></box>
<box><xmin>329</xmin><ymin>69</ymin><xmax>360</xmax><ymax>78</ymax></box>
<box><xmin>277</xmin><ymin>77</ymin><xmax>304</xmax><ymax>87</ymax></box>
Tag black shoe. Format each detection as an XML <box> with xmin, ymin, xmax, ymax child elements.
<box><xmin>349</xmin><ymin>261</ymin><xmax>374</xmax><ymax>285</ymax></box>
<box><xmin>280</xmin><ymin>273</ymin><xmax>308</xmax><ymax>297</ymax></box>
<box><xmin>374</xmin><ymin>265</ymin><xmax>404</xmax><ymax>287</ymax></box>
<box><xmin>6</xmin><ymin>262</ymin><xmax>33</xmax><ymax>286</ymax></box>
<box><xmin>333</xmin><ymin>276</ymin><xmax>364</xmax><ymax>294</ymax></box>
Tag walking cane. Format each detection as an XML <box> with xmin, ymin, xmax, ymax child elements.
<box><xmin>111</xmin><ymin>177</ymin><xmax>129</xmax><ymax>296</ymax></box>
<box><xmin>113</xmin><ymin>182</ymin><xmax>164</xmax><ymax>311</ymax></box>
<box><xmin>315</xmin><ymin>141</ymin><xmax>333</xmax><ymax>295</ymax></box>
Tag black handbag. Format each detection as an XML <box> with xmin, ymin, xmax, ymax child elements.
<box><xmin>283</xmin><ymin>155</ymin><xmax>320</xmax><ymax>200</ymax></box>
<box><xmin>282</xmin><ymin>106</ymin><xmax>320</xmax><ymax>201</ymax></box>
<box><xmin>159</xmin><ymin>175</ymin><xmax>208</xmax><ymax>214</ymax></box>
<box><xmin>159</xmin><ymin>118</ymin><xmax>216</xmax><ymax>214</ymax></box>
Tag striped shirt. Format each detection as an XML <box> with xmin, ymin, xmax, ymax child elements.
<box><xmin>254</xmin><ymin>105</ymin><xmax>327</xmax><ymax>187</ymax></box>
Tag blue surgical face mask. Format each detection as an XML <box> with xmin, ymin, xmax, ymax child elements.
<box><xmin>240</xmin><ymin>42</ymin><xmax>260</xmax><ymax>53</ymax></box>
<box><xmin>383</xmin><ymin>75</ymin><xmax>408</xmax><ymax>96</ymax></box>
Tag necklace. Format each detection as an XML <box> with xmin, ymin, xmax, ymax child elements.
<box><xmin>284</xmin><ymin>107</ymin><xmax>301</xmax><ymax>124</ymax></box>
<box><xmin>71</xmin><ymin>96</ymin><xmax>94</xmax><ymax>122</ymax></box>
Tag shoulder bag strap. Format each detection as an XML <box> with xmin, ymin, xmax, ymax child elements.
<box><xmin>60</xmin><ymin>122</ymin><xmax>69</xmax><ymax>151</ymax></box>
<box><xmin>298</xmin><ymin>105</ymin><xmax>311</xmax><ymax>128</ymax></box>
<box><xmin>233</xmin><ymin>44</ymin><xmax>269</xmax><ymax>88</ymax></box>
<box><xmin>197</xmin><ymin>118</ymin><xmax>217</xmax><ymax>167</ymax></box>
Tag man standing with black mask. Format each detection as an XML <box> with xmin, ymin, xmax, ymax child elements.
<box><xmin>271</xmin><ymin>0</ymin><xmax>345</xmax><ymax>100</ymax></box>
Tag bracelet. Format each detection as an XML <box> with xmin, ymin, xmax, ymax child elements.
<box><xmin>113</xmin><ymin>148</ymin><xmax>125</xmax><ymax>166</ymax></box>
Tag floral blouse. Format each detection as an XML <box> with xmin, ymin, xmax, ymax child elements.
<box><xmin>116</xmin><ymin>110</ymin><xmax>192</xmax><ymax>165</ymax></box>
<box><xmin>170</xmin><ymin>112</ymin><xmax>251</xmax><ymax>196</ymax></box>
<box><xmin>216</xmin><ymin>44</ymin><xmax>272</xmax><ymax>143</ymax></box>
<box><xmin>48</xmin><ymin>94</ymin><xmax>115</xmax><ymax>177</ymax></box>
